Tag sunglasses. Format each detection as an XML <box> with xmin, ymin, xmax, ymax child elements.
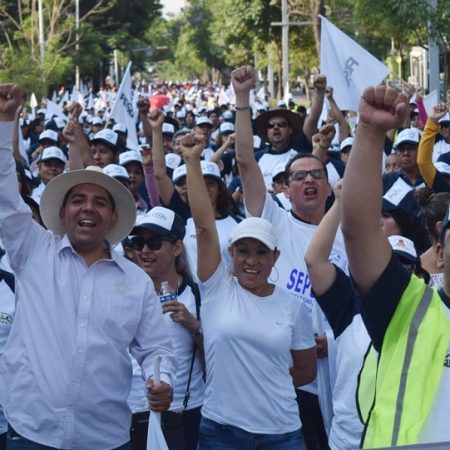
<box><xmin>290</xmin><ymin>169</ymin><xmax>326</xmax><ymax>181</ymax></box>
<box><xmin>130</xmin><ymin>235</ymin><xmax>176</xmax><ymax>251</ymax></box>
<box><xmin>267</xmin><ymin>121</ymin><xmax>288</xmax><ymax>129</ymax></box>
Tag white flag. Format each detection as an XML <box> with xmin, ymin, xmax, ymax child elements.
<box><xmin>110</xmin><ymin>62</ymin><xmax>138</xmax><ymax>145</ymax></box>
<box><xmin>29</xmin><ymin>93</ymin><xmax>38</xmax><ymax>120</ymax></box>
<box><xmin>17</xmin><ymin>122</ymin><xmax>28</xmax><ymax>162</ymax></box>
<box><xmin>45</xmin><ymin>99</ymin><xmax>66</xmax><ymax>120</ymax></box>
<box><xmin>423</xmin><ymin>89</ymin><xmax>439</xmax><ymax>116</ymax></box>
<box><xmin>320</xmin><ymin>16</ymin><xmax>390</xmax><ymax>112</ymax></box>
<box><xmin>30</xmin><ymin>93</ymin><xmax>38</xmax><ymax>108</ymax></box>
<box><xmin>59</xmin><ymin>90</ymin><xmax>69</xmax><ymax>106</ymax></box>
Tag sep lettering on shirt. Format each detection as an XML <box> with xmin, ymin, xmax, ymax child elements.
<box><xmin>286</xmin><ymin>269</ymin><xmax>314</xmax><ymax>313</ymax></box>
<box><xmin>284</xmin><ymin>249</ymin><xmax>347</xmax><ymax>314</ymax></box>
<box><xmin>286</xmin><ymin>269</ymin><xmax>313</xmax><ymax>296</ymax></box>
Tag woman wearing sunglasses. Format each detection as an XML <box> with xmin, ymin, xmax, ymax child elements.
<box><xmin>180</xmin><ymin>133</ymin><xmax>316</xmax><ymax>450</ymax></box>
<box><xmin>129</xmin><ymin>206</ymin><xmax>205</xmax><ymax>450</ymax></box>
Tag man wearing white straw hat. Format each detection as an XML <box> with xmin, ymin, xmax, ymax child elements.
<box><xmin>0</xmin><ymin>83</ymin><xmax>176</xmax><ymax>450</ymax></box>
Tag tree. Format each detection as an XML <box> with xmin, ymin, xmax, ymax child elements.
<box><xmin>0</xmin><ymin>0</ymin><xmax>114</xmax><ymax>95</ymax></box>
<box><xmin>0</xmin><ymin>0</ymin><xmax>164</xmax><ymax>95</ymax></box>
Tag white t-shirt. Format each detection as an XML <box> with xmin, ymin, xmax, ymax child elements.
<box><xmin>31</xmin><ymin>182</ymin><xmax>46</xmax><ymax>204</ymax></box>
<box><xmin>274</xmin><ymin>192</ymin><xmax>291</xmax><ymax>210</ymax></box>
<box><xmin>127</xmin><ymin>281</ymin><xmax>204</xmax><ymax>413</ymax></box>
<box><xmin>419</xmin><ymin>305</ymin><xmax>450</xmax><ymax>443</ymax></box>
<box><xmin>258</xmin><ymin>194</ymin><xmax>348</xmax><ymax>397</ymax></box>
<box><xmin>325</xmin><ymin>160</ymin><xmax>342</xmax><ymax>189</ymax></box>
<box><xmin>259</xmin><ymin>195</ymin><xmax>348</xmax><ymax>310</ymax></box>
<box><xmin>0</xmin><ymin>275</ymin><xmax>15</xmax><ymax>434</ymax></box>
<box><xmin>433</xmin><ymin>139</ymin><xmax>450</xmax><ymax>163</ymax></box>
<box><xmin>258</xmin><ymin>149</ymin><xmax>298</xmax><ymax>190</ymax></box>
<box><xmin>199</xmin><ymin>260</ymin><xmax>314</xmax><ymax>434</ymax></box>
<box><xmin>330</xmin><ymin>314</ymin><xmax>370</xmax><ymax>450</ymax></box>
<box><xmin>184</xmin><ymin>215</ymin><xmax>238</xmax><ymax>280</ymax></box>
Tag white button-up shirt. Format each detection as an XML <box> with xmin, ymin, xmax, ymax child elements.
<box><xmin>0</xmin><ymin>122</ymin><xmax>176</xmax><ymax>449</ymax></box>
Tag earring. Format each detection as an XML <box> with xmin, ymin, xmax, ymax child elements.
<box><xmin>269</xmin><ymin>266</ymin><xmax>279</xmax><ymax>283</ymax></box>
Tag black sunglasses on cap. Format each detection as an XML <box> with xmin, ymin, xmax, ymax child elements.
<box><xmin>130</xmin><ymin>235</ymin><xmax>176</xmax><ymax>251</ymax></box>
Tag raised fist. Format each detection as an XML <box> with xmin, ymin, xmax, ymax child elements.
<box><xmin>359</xmin><ymin>86</ymin><xmax>407</xmax><ymax>131</ymax></box>
<box><xmin>231</xmin><ymin>66</ymin><xmax>257</xmax><ymax>95</ymax></box>
<box><xmin>0</xmin><ymin>84</ymin><xmax>25</xmax><ymax>122</ymax></box>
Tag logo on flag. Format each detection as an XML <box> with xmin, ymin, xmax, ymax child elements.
<box><xmin>110</xmin><ymin>62</ymin><xmax>139</xmax><ymax>145</ymax></box>
<box><xmin>320</xmin><ymin>16</ymin><xmax>390</xmax><ymax>112</ymax></box>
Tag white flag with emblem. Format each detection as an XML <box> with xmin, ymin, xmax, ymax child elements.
<box><xmin>110</xmin><ymin>61</ymin><xmax>138</xmax><ymax>145</ymax></box>
<box><xmin>320</xmin><ymin>16</ymin><xmax>390</xmax><ymax>112</ymax></box>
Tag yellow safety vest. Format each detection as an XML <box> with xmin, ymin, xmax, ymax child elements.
<box><xmin>359</xmin><ymin>275</ymin><xmax>450</xmax><ymax>448</ymax></box>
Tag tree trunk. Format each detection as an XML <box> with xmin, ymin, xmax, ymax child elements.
<box><xmin>311</xmin><ymin>0</ymin><xmax>325</xmax><ymax>57</ymax></box>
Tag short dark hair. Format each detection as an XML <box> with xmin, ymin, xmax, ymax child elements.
<box><xmin>284</xmin><ymin>153</ymin><xmax>329</xmax><ymax>185</ymax></box>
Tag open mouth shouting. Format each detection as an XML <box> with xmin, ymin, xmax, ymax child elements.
<box><xmin>78</xmin><ymin>218</ymin><xmax>97</xmax><ymax>228</ymax></box>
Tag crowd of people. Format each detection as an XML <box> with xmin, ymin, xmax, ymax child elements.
<box><xmin>0</xmin><ymin>62</ymin><xmax>449</xmax><ymax>450</ymax></box>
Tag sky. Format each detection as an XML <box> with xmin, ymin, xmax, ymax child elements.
<box><xmin>161</xmin><ymin>0</ymin><xmax>185</xmax><ymax>16</ymax></box>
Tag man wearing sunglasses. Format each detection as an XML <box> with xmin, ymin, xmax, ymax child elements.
<box><xmin>0</xmin><ymin>84</ymin><xmax>176</xmax><ymax>450</ymax></box>
<box><xmin>253</xmin><ymin>112</ymin><xmax>300</xmax><ymax>190</ymax></box>
<box><xmin>253</xmin><ymin>76</ymin><xmax>327</xmax><ymax>191</ymax></box>
<box><xmin>233</xmin><ymin>66</ymin><xmax>347</xmax><ymax>450</ymax></box>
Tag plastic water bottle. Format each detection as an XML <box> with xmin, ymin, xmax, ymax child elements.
<box><xmin>159</xmin><ymin>281</ymin><xmax>177</xmax><ymax>304</ymax></box>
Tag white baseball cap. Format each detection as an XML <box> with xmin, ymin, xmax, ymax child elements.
<box><xmin>132</xmin><ymin>206</ymin><xmax>186</xmax><ymax>240</ymax></box>
<box><xmin>200</xmin><ymin>160</ymin><xmax>221</xmax><ymax>180</ymax></box>
<box><xmin>195</xmin><ymin>116</ymin><xmax>213</xmax><ymax>127</ymax></box>
<box><xmin>219</xmin><ymin>122</ymin><xmax>235</xmax><ymax>134</ymax></box>
<box><xmin>162</xmin><ymin>123</ymin><xmax>175</xmax><ymax>135</ymax></box>
<box><xmin>388</xmin><ymin>235</ymin><xmax>418</xmax><ymax>263</ymax></box>
<box><xmin>39</xmin><ymin>129</ymin><xmax>59</xmax><ymax>144</ymax></box>
<box><xmin>103</xmin><ymin>164</ymin><xmax>130</xmax><ymax>181</ymax></box>
<box><xmin>113</xmin><ymin>123</ymin><xmax>127</xmax><ymax>134</ymax></box>
<box><xmin>230</xmin><ymin>217</ymin><xmax>278</xmax><ymax>250</ymax></box>
<box><xmin>395</xmin><ymin>128</ymin><xmax>421</xmax><ymax>148</ymax></box>
<box><xmin>172</xmin><ymin>164</ymin><xmax>187</xmax><ymax>184</ymax></box>
<box><xmin>92</xmin><ymin>129</ymin><xmax>119</xmax><ymax>149</ymax></box>
<box><xmin>165</xmin><ymin>153</ymin><xmax>182</xmax><ymax>171</ymax></box>
<box><xmin>119</xmin><ymin>150</ymin><xmax>142</xmax><ymax>167</ymax></box>
<box><xmin>39</xmin><ymin>146</ymin><xmax>67</xmax><ymax>164</ymax></box>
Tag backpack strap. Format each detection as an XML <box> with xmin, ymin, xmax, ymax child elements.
<box><xmin>182</xmin><ymin>276</ymin><xmax>203</xmax><ymax>409</ymax></box>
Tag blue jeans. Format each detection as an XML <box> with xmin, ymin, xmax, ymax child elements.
<box><xmin>197</xmin><ymin>417</ymin><xmax>304</xmax><ymax>450</ymax></box>
<box><xmin>6</xmin><ymin>424</ymin><xmax>131</xmax><ymax>450</ymax></box>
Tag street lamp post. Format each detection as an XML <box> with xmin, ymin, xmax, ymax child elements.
<box><xmin>281</xmin><ymin>0</ymin><xmax>289</xmax><ymax>100</ymax></box>
<box><xmin>75</xmin><ymin>0</ymin><xmax>80</xmax><ymax>90</ymax></box>
<box><xmin>428</xmin><ymin>0</ymin><xmax>440</xmax><ymax>95</ymax></box>
<box><xmin>38</xmin><ymin>0</ymin><xmax>45</xmax><ymax>65</ymax></box>
<box><xmin>271</xmin><ymin>1</ymin><xmax>312</xmax><ymax>100</ymax></box>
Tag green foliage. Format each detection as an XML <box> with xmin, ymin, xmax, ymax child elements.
<box><xmin>0</xmin><ymin>0</ymin><xmax>163</xmax><ymax>93</ymax></box>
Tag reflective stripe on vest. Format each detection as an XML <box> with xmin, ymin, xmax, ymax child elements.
<box><xmin>391</xmin><ymin>285</ymin><xmax>433</xmax><ymax>446</ymax></box>
<box><xmin>362</xmin><ymin>275</ymin><xmax>450</xmax><ymax>448</ymax></box>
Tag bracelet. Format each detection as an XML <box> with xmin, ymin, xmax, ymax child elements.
<box><xmin>192</xmin><ymin>324</ymin><xmax>203</xmax><ymax>337</ymax></box>
<box><xmin>235</xmin><ymin>106</ymin><xmax>251</xmax><ymax>111</ymax></box>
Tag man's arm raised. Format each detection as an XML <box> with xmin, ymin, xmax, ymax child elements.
<box><xmin>303</xmin><ymin>75</ymin><xmax>326</xmax><ymax>142</ymax></box>
<box><xmin>64</xmin><ymin>102</ymin><xmax>93</xmax><ymax>169</ymax></box>
<box><xmin>341</xmin><ymin>86</ymin><xmax>408</xmax><ymax>295</ymax></box>
<box><xmin>232</xmin><ymin>65</ymin><xmax>266</xmax><ymax>217</ymax></box>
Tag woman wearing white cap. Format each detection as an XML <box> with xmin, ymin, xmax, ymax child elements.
<box><xmin>180</xmin><ymin>133</ymin><xmax>316</xmax><ymax>450</ymax></box>
<box><xmin>128</xmin><ymin>207</ymin><xmax>204</xmax><ymax>450</ymax></box>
